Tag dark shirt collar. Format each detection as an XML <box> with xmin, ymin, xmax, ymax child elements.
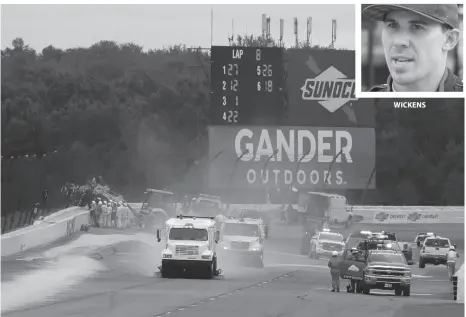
<box><xmin>386</xmin><ymin>68</ymin><xmax>449</xmax><ymax>92</ymax></box>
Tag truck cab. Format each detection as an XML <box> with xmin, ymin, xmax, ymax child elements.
<box><xmin>309</xmin><ymin>229</ymin><xmax>345</xmax><ymax>259</ymax></box>
<box><xmin>140</xmin><ymin>189</ymin><xmax>178</xmax><ymax>231</ymax></box>
<box><xmin>419</xmin><ymin>235</ymin><xmax>451</xmax><ymax>268</ymax></box>
<box><xmin>360</xmin><ymin>250</ymin><xmax>412</xmax><ymax>296</ymax></box>
<box><xmin>192</xmin><ymin>194</ymin><xmax>224</xmax><ymax>217</ymax></box>
<box><xmin>220</xmin><ymin>217</ymin><xmax>265</xmax><ymax>268</ymax></box>
<box><xmin>156</xmin><ymin>215</ymin><xmax>220</xmax><ymax>278</ymax></box>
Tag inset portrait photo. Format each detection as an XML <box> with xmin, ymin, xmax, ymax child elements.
<box><xmin>358</xmin><ymin>4</ymin><xmax>463</xmax><ymax>97</ymax></box>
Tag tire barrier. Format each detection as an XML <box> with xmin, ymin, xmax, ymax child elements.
<box><xmin>453</xmin><ymin>275</ymin><xmax>458</xmax><ymax>300</ymax></box>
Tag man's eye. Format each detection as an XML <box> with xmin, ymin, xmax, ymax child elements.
<box><xmin>387</xmin><ymin>22</ymin><xmax>398</xmax><ymax>28</ymax></box>
<box><xmin>411</xmin><ymin>24</ymin><xmax>424</xmax><ymax>30</ymax></box>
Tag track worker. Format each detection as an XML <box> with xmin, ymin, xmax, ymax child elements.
<box><xmin>447</xmin><ymin>245</ymin><xmax>460</xmax><ymax>280</ymax></box>
<box><xmin>328</xmin><ymin>251</ymin><xmax>341</xmax><ymax>292</ymax></box>
<box><xmin>363</xmin><ymin>4</ymin><xmax>462</xmax><ymax>92</ymax></box>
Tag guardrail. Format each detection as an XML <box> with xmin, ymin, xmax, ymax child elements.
<box><xmin>350</xmin><ymin>206</ymin><xmax>464</xmax><ymax>212</ymax></box>
<box><xmin>350</xmin><ymin>206</ymin><xmax>464</xmax><ymax>224</ymax></box>
<box><xmin>1</xmin><ymin>206</ymin><xmax>90</xmax><ymax>257</ymax></box>
<box><xmin>1</xmin><ymin>208</ymin><xmax>62</xmax><ymax>234</ymax></box>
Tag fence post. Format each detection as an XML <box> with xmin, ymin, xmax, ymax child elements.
<box><xmin>453</xmin><ymin>275</ymin><xmax>458</xmax><ymax>300</ymax></box>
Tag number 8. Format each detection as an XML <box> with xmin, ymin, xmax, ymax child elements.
<box><xmin>256</xmin><ymin>49</ymin><xmax>261</xmax><ymax>61</ymax></box>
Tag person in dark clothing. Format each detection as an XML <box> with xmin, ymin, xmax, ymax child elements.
<box><xmin>328</xmin><ymin>251</ymin><xmax>341</xmax><ymax>292</ymax></box>
<box><xmin>111</xmin><ymin>202</ymin><xmax>118</xmax><ymax>229</ymax></box>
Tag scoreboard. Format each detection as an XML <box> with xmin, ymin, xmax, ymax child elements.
<box><xmin>211</xmin><ymin>46</ymin><xmax>285</xmax><ymax>125</ymax></box>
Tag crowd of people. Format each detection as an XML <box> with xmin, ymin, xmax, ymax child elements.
<box><xmin>89</xmin><ymin>197</ymin><xmax>134</xmax><ymax>229</ymax></box>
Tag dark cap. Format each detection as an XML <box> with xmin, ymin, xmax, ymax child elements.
<box><xmin>363</xmin><ymin>4</ymin><xmax>460</xmax><ymax>29</ymax></box>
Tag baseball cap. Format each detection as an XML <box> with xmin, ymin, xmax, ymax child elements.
<box><xmin>363</xmin><ymin>4</ymin><xmax>460</xmax><ymax>30</ymax></box>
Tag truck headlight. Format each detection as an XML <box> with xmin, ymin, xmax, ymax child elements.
<box><xmin>250</xmin><ymin>244</ymin><xmax>261</xmax><ymax>252</ymax></box>
<box><xmin>365</xmin><ymin>268</ymin><xmax>374</xmax><ymax>275</ymax></box>
<box><xmin>404</xmin><ymin>271</ymin><xmax>411</xmax><ymax>277</ymax></box>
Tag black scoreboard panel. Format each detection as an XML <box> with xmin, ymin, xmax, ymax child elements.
<box><xmin>211</xmin><ymin>46</ymin><xmax>285</xmax><ymax>125</ymax></box>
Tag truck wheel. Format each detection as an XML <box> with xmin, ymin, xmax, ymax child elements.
<box><xmin>403</xmin><ymin>287</ymin><xmax>410</xmax><ymax>296</ymax></box>
<box><xmin>161</xmin><ymin>264</ymin><xmax>170</xmax><ymax>278</ymax></box>
<box><xmin>258</xmin><ymin>254</ymin><xmax>264</xmax><ymax>268</ymax></box>
<box><xmin>363</xmin><ymin>287</ymin><xmax>370</xmax><ymax>294</ymax></box>
<box><xmin>395</xmin><ymin>288</ymin><xmax>402</xmax><ymax>296</ymax></box>
<box><xmin>356</xmin><ymin>282</ymin><xmax>363</xmax><ymax>293</ymax></box>
<box><xmin>419</xmin><ymin>260</ymin><xmax>425</xmax><ymax>269</ymax></box>
<box><xmin>206</xmin><ymin>262</ymin><xmax>214</xmax><ymax>279</ymax></box>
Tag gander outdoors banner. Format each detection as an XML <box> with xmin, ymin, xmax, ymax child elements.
<box><xmin>285</xmin><ymin>49</ymin><xmax>376</xmax><ymax>127</ymax></box>
<box><xmin>208</xmin><ymin>126</ymin><xmax>375</xmax><ymax>190</ymax></box>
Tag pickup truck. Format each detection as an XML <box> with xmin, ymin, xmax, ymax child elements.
<box><xmin>360</xmin><ymin>250</ymin><xmax>413</xmax><ymax>296</ymax></box>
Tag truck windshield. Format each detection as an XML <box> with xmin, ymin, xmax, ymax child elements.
<box><xmin>169</xmin><ymin>228</ymin><xmax>208</xmax><ymax>241</ymax></box>
<box><xmin>319</xmin><ymin>233</ymin><xmax>343</xmax><ymax>242</ymax></box>
<box><xmin>194</xmin><ymin>200</ymin><xmax>219</xmax><ymax>215</ymax></box>
<box><xmin>369</xmin><ymin>253</ymin><xmax>405</xmax><ymax>264</ymax></box>
<box><xmin>425</xmin><ymin>239</ymin><xmax>449</xmax><ymax>247</ymax></box>
<box><xmin>223</xmin><ymin>223</ymin><xmax>259</xmax><ymax>237</ymax></box>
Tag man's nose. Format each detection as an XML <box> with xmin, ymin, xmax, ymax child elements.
<box><xmin>391</xmin><ymin>30</ymin><xmax>410</xmax><ymax>48</ymax></box>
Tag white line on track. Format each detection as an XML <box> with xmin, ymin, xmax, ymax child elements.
<box><xmin>315</xmin><ymin>288</ymin><xmax>432</xmax><ymax>296</ymax></box>
<box><xmin>268</xmin><ymin>251</ymin><xmax>309</xmax><ymax>258</ymax></box>
<box><xmin>267</xmin><ymin>264</ymin><xmax>328</xmax><ymax>269</ymax></box>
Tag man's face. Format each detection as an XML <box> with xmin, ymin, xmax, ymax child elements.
<box><xmin>381</xmin><ymin>10</ymin><xmax>448</xmax><ymax>86</ymax></box>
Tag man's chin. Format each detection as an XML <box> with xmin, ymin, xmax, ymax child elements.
<box><xmin>391</xmin><ymin>74</ymin><xmax>418</xmax><ymax>88</ymax></box>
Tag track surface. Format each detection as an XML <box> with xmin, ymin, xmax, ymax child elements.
<box><xmin>2</xmin><ymin>221</ymin><xmax>464</xmax><ymax>317</ymax></box>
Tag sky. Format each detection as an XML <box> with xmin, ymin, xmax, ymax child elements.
<box><xmin>1</xmin><ymin>4</ymin><xmax>355</xmax><ymax>52</ymax></box>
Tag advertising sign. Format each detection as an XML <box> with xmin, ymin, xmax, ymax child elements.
<box><xmin>208</xmin><ymin>126</ymin><xmax>376</xmax><ymax>190</ymax></box>
<box><xmin>285</xmin><ymin>49</ymin><xmax>376</xmax><ymax>127</ymax></box>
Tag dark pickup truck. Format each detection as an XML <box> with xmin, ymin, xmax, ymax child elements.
<box><xmin>339</xmin><ymin>238</ymin><xmax>414</xmax><ymax>293</ymax></box>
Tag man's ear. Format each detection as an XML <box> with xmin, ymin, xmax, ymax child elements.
<box><xmin>443</xmin><ymin>28</ymin><xmax>460</xmax><ymax>52</ymax></box>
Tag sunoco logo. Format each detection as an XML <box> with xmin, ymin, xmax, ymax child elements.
<box><xmin>300</xmin><ymin>55</ymin><xmax>358</xmax><ymax>114</ymax></box>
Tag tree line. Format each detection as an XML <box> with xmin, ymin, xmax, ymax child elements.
<box><xmin>1</xmin><ymin>36</ymin><xmax>463</xmax><ymax>215</ymax></box>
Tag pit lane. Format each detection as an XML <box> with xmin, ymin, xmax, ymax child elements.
<box><xmin>1</xmin><ymin>221</ymin><xmax>462</xmax><ymax>317</ymax></box>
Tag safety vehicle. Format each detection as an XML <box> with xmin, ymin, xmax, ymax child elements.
<box><xmin>414</xmin><ymin>232</ymin><xmax>435</xmax><ymax>247</ymax></box>
<box><xmin>360</xmin><ymin>250</ymin><xmax>412</xmax><ymax>296</ymax></box>
<box><xmin>419</xmin><ymin>235</ymin><xmax>452</xmax><ymax>268</ymax></box>
<box><xmin>220</xmin><ymin>217</ymin><xmax>265</xmax><ymax>268</ymax></box>
<box><xmin>308</xmin><ymin>229</ymin><xmax>345</xmax><ymax>259</ymax></box>
<box><xmin>156</xmin><ymin>215</ymin><xmax>221</xmax><ymax>278</ymax></box>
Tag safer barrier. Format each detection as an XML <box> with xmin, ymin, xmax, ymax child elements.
<box><xmin>454</xmin><ymin>264</ymin><xmax>464</xmax><ymax>303</ymax></box>
<box><xmin>1</xmin><ymin>206</ymin><xmax>90</xmax><ymax>257</ymax></box>
<box><xmin>350</xmin><ymin>206</ymin><xmax>464</xmax><ymax>224</ymax></box>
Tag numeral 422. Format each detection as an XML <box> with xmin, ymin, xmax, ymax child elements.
<box><xmin>223</xmin><ymin>110</ymin><xmax>238</xmax><ymax>123</ymax></box>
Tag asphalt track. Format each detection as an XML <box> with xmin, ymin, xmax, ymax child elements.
<box><xmin>1</xmin><ymin>221</ymin><xmax>464</xmax><ymax>317</ymax></box>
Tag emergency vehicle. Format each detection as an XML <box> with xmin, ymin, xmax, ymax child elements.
<box><xmin>339</xmin><ymin>235</ymin><xmax>414</xmax><ymax>293</ymax></box>
<box><xmin>419</xmin><ymin>235</ymin><xmax>452</xmax><ymax>268</ymax></box>
<box><xmin>414</xmin><ymin>232</ymin><xmax>435</xmax><ymax>247</ymax></box>
<box><xmin>361</xmin><ymin>250</ymin><xmax>412</xmax><ymax>296</ymax></box>
<box><xmin>156</xmin><ymin>215</ymin><xmax>221</xmax><ymax>279</ymax></box>
<box><xmin>191</xmin><ymin>194</ymin><xmax>225</xmax><ymax>217</ymax></box>
<box><xmin>220</xmin><ymin>217</ymin><xmax>266</xmax><ymax>268</ymax></box>
<box><xmin>308</xmin><ymin>229</ymin><xmax>345</xmax><ymax>259</ymax></box>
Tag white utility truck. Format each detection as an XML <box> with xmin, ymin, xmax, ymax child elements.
<box><xmin>156</xmin><ymin>215</ymin><xmax>221</xmax><ymax>278</ymax></box>
<box><xmin>220</xmin><ymin>217</ymin><xmax>266</xmax><ymax>268</ymax></box>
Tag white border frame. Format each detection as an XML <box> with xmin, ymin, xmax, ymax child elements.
<box><xmin>355</xmin><ymin>1</ymin><xmax>465</xmax><ymax>98</ymax></box>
